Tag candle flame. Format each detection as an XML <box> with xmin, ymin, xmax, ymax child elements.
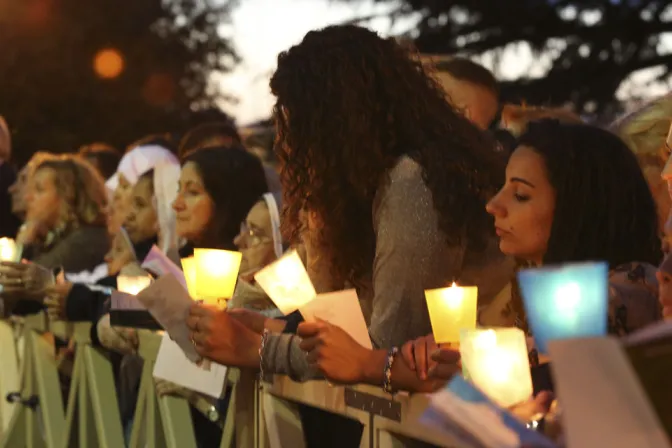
<box><xmin>451</xmin><ymin>281</ymin><xmax>458</xmax><ymax>287</ymax></box>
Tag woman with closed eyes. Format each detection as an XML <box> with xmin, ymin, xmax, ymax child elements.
<box><xmin>404</xmin><ymin>120</ymin><xmax>663</xmax><ymax>390</ymax></box>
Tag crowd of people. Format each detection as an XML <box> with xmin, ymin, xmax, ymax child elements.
<box><xmin>0</xmin><ymin>24</ymin><xmax>671</xmax><ymax>447</ymax></box>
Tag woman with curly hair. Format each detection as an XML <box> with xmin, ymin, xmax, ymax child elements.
<box><xmin>1</xmin><ymin>154</ymin><xmax>110</xmax><ymax>314</ymax></box>
<box><xmin>186</xmin><ymin>25</ymin><xmax>512</xmax><ymax>394</ymax></box>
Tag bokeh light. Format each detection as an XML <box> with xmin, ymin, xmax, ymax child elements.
<box><xmin>93</xmin><ymin>48</ymin><xmax>124</xmax><ymax>79</ymax></box>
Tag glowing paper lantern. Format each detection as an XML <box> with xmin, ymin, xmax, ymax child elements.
<box><xmin>181</xmin><ymin>256</ymin><xmax>198</xmax><ymax>298</ymax></box>
<box><xmin>460</xmin><ymin>328</ymin><xmax>533</xmax><ymax>408</ymax></box>
<box><xmin>193</xmin><ymin>249</ymin><xmax>242</xmax><ymax>306</ymax></box>
<box><xmin>116</xmin><ymin>275</ymin><xmax>152</xmax><ymax>296</ymax></box>
<box><xmin>517</xmin><ymin>262</ymin><xmax>609</xmax><ymax>354</ymax></box>
<box><xmin>254</xmin><ymin>249</ymin><xmax>316</xmax><ymax>315</ymax></box>
<box><xmin>0</xmin><ymin>238</ymin><xmax>21</xmax><ymax>262</ymax></box>
<box><xmin>425</xmin><ymin>283</ymin><xmax>478</xmax><ymax>344</ymax></box>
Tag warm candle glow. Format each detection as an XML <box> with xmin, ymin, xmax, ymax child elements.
<box><xmin>116</xmin><ymin>275</ymin><xmax>152</xmax><ymax>296</ymax></box>
<box><xmin>460</xmin><ymin>327</ymin><xmax>533</xmax><ymax>408</ymax></box>
<box><xmin>193</xmin><ymin>249</ymin><xmax>242</xmax><ymax>306</ymax></box>
<box><xmin>425</xmin><ymin>282</ymin><xmax>478</xmax><ymax>344</ymax></box>
<box><xmin>254</xmin><ymin>249</ymin><xmax>316</xmax><ymax>315</ymax></box>
<box><xmin>181</xmin><ymin>256</ymin><xmax>198</xmax><ymax>299</ymax></box>
<box><xmin>517</xmin><ymin>261</ymin><xmax>608</xmax><ymax>354</ymax></box>
<box><xmin>0</xmin><ymin>238</ymin><xmax>20</xmax><ymax>262</ymax></box>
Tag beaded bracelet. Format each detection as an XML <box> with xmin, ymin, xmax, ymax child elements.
<box><xmin>382</xmin><ymin>346</ymin><xmax>399</xmax><ymax>394</ymax></box>
<box><xmin>258</xmin><ymin>328</ymin><xmax>271</xmax><ymax>383</ymax></box>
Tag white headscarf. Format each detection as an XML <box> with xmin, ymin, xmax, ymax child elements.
<box><xmin>153</xmin><ymin>162</ymin><xmax>181</xmax><ymax>253</ymax></box>
<box><xmin>106</xmin><ymin>144</ymin><xmax>178</xmax><ymax>191</ymax></box>
<box><xmin>0</xmin><ymin>116</ymin><xmax>11</xmax><ymax>162</ymax></box>
<box><xmin>261</xmin><ymin>192</ymin><xmax>283</xmax><ymax>258</ymax></box>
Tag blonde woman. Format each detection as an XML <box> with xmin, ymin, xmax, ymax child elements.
<box><xmin>610</xmin><ymin>94</ymin><xmax>672</xmax><ymax>235</ymax></box>
<box><xmin>1</xmin><ymin>155</ymin><xmax>110</xmax><ymax>312</ymax></box>
<box><xmin>500</xmin><ymin>103</ymin><xmax>583</xmax><ymax>137</ymax></box>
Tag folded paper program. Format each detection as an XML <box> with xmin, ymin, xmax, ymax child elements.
<box><xmin>420</xmin><ymin>376</ymin><xmax>557</xmax><ymax>448</ymax></box>
<box><xmin>135</xmin><ymin>274</ymin><xmax>200</xmax><ymax>363</ymax></box>
<box><xmin>141</xmin><ymin>245</ymin><xmax>187</xmax><ymax>288</ymax></box>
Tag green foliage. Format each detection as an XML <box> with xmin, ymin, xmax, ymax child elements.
<box><xmin>345</xmin><ymin>0</ymin><xmax>672</xmax><ymax>115</ymax></box>
<box><xmin>0</xmin><ymin>0</ymin><xmax>238</xmax><ymax>165</ymax></box>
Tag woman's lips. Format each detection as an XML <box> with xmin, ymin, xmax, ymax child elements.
<box><xmin>495</xmin><ymin>227</ymin><xmax>510</xmax><ymax>237</ymax></box>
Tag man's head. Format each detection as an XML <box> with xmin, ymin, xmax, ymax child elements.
<box><xmin>434</xmin><ymin>57</ymin><xmax>499</xmax><ymax>130</ymax></box>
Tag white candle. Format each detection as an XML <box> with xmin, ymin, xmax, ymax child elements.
<box><xmin>116</xmin><ymin>275</ymin><xmax>152</xmax><ymax>296</ymax></box>
<box><xmin>254</xmin><ymin>249</ymin><xmax>316</xmax><ymax>315</ymax></box>
<box><xmin>460</xmin><ymin>327</ymin><xmax>533</xmax><ymax>408</ymax></box>
<box><xmin>0</xmin><ymin>238</ymin><xmax>20</xmax><ymax>262</ymax></box>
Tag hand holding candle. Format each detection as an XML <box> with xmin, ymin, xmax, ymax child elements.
<box><xmin>425</xmin><ymin>282</ymin><xmax>478</xmax><ymax>344</ymax></box>
<box><xmin>459</xmin><ymin>327</ymin><xmax>533</xmax><ymax>408</ymax></box>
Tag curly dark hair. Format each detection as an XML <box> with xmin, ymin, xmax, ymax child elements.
<box><xmin>270</xmin><ymin>25</ymin><xmax>504</xmax><ymax>282</ymax></box>
<box><xmin>519</xmin><ymin>119</ymin><xmax>661</xmax><ymax>267</ymax></box>
<box><xmin>183</xmin><ymin>147</ymin><xmax>268</xmax><ymax>250</ymax></box>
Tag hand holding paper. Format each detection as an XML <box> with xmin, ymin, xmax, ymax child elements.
<box><xmin>135</xmin><ymin>274</ymin><xmax>200</xmax><ymax>363</ymax></box>
<box><xmin>298</xmin><ymin>289</ymin><xmax>371</xmax><ymax>350</ymax></box>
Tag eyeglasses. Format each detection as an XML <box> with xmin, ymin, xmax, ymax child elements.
<box><xmin>240</xmin><ymin>222</ymin><xmax>272</xmax><ymax>247</ymax></box>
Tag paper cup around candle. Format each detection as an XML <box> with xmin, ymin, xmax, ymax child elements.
<box><xmin>459</xmin><ymin>327</ymin><xmax>533</xmax><ymax>408</ymax></box>
<box><xmin>0</xmin><ymin>238</ymin><xmax>21</xmax><ymax>262</ymax></box>
<box><xmin>181</xmin><ymin>256</ymin><xmax>198</xmax><ymax>298</ymax></box>
<box><xmin>517</xmin><ymin>261</ymin><xmax>609</xmax><ymax>354</ymax></box>
<box><xmin>117</xmin><ymin>275</ymin><xmax>153</xmax><ymax>296</ymax></box>
<box><xmin>254</xmin><ymin>249</ymin><xmax>316</xmax><ymax>315</ymax></box>
<box><xmin>425</xmin><ymin>283</ymin><xmax>478</xmax><ymax>344</ymax></box>
<box><xmin>193</xmin><ymin>249</ymin><xmax>242</xmax><ymax>306</ymax></box>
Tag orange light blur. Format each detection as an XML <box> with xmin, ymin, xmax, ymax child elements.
<box><xmin>94</xmin><ymin>49</ymin><xmax>124</xmax><ymax>79</ymax></box>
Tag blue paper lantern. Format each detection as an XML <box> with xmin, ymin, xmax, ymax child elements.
<box><xmin>517</xmin><ymin>261</ymin><xmax>609</xmax><ymax>354</ymax></box>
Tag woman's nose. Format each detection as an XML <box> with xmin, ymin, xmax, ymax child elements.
<box><xmin>233</xmin><ymin>231</ymin><xmax>245</xmax><ymax>249</ymax></box>
<box><xmin>172</xmin><ymin>195</ymin><xmax>184</xmax><ymax>212</ymax></box>
<box><xmin>486</xmin><ymin>193</ymin><xmax>505</xmax><ymax>218</ymax></box>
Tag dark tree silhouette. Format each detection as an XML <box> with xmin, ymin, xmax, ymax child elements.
<box><xmin>0</xmin><ymin>0</ymin><xmax>238</xmax><ymax>165</ymax></box>
<box><xmin>344</xmin><ymin>0</ymin><xmax>672</xmax><ymax>116</ymax></box>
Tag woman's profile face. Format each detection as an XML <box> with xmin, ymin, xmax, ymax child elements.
<box><xmin>104</xmin><ymin>231</ymin><xmax>135</xmax><ymax>276</ymax></box>
<box><xmin>234</xmin><ymin>200</ymin><xmax>276</xmax><ymax>276</ymax></box>
<box><xmin>486</xmin><ymin>145</ymin><xmax>556</xmax><ymax>264</ymax></box>
<box><xmin>25</xmin><ymin>167</ymin><xmax>63</xmax><ymax>230</ymax></box>
<box><xmin>173</xmin><ymin>162</ymin><xmax>214</xmax><ymax>244</ymax></box>
<box><xmin>123</xmin><ymin>176</ymin><xmax>157</xmax><ymax>244</ymax></box>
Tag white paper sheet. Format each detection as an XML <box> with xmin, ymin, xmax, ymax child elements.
<box><xmin>135</xmin><ymin>274</ymin><xmax>200</xmax><ymax>363</ymax></box>
<box><xmin>153</xmin><ymin>333</ymin><xmax>227</xmax><ymax>399</ymax></box>
<box><xmin>548</xmin><ymin>337</ymin><xmax>669</xmax><ymax>448</ymax></box>
<box><xmin>111</xmin><ymin>291</ymin><xmax>146</xmax><ymax>311</ymax></box>
<box><xmin>299</xmin><ymin>289</ymin><xmax>372</xmax><ymax>350</ymax></box>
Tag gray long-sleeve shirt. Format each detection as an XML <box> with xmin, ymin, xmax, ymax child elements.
<box><xmin>262</xmin><ymin>156</ymin><xmax>513</xmax><ymax>381</ymax></box>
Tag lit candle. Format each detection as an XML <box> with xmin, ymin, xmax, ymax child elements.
<box><xmin>460</xmin><ymin>327</ymin><xmax>533</xmax><ymax>408</ymax></box>
<box><xmin>116</xmin><ymin>275</ymin><xmax>152</xmax><ymax>295</ymax></box>
<box><xmin>425</xmin><ymin>282</ymin><xmax>478</xmax><ymax>344</ymax></box>
<box><xmin>181</xmin><ymin>256</ymin><xmax>198</xmax><ymax>299</ymax></box>
<box><xmin>0</xmin><ymin>238</ymin><xmax>21</xmax><ymax>262</ymax></box>
<box><xmin>193</xmin><ymin>249</ymin><xmax>242</xmax><ymax>306</ymax></box>
<box><xmin>517</xmin><ymin>261</ymin><xmax>609</xmax><ymax>354</ymax></box>
<box><xmin>254</xmin><ymin>249</ymin><xmax>316</xmax><ymax>315</ymax></box>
